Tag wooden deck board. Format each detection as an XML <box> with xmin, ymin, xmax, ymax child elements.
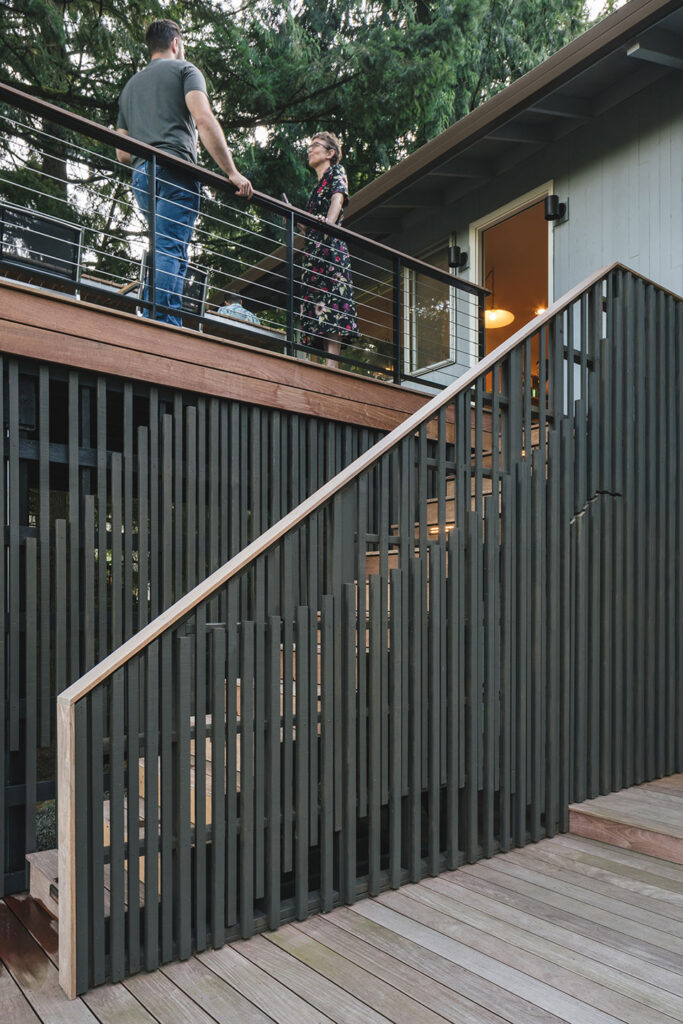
<box><xmin>371</xmin><ymin>887</ymin><xmax>674</xmax><ymax>1024</ymax></box>
<box><xmin>569</xmin><ymin>775</ymin><xmax>683</xmax><ymax>865</ymax></box>
<box><xmin>4</xmin><ymin>833</ymin><xmax>683</xmax><ymax>1023</ymax></box>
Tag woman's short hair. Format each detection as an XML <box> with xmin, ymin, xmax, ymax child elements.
<box><xmin>313</xmin><ymin>132</ymin><xmax>342</xmax><ymax>165</ymax></box>
<box><xmin>145</xmin><ymin>20</ymin><xmax>182</xmax><ymax>56</ymax></box>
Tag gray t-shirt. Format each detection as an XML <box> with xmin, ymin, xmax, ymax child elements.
<box><xmin>117</xmin><ymin>58</ymin><xmax>207</xmax><ymax>168</ymax></box>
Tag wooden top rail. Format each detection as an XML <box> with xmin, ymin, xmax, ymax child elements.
<box><xmin>57</xmin><ymin>261</ymin><xmax>669</xmax><ymax>709</ymax></box>
<box><xmin>0</xmin><ymin>81</ymin><xmax>485</xmax><ymax>297</ymax></box>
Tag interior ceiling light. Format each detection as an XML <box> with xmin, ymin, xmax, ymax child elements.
<box><xmin>483</xmin><ymin>268</ymin><xmax>514</xmax><ymax>329</ymax></box>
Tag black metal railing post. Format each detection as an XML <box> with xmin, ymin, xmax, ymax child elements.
<box><xmin>392</xmin><ymin>255</ymin><xmax>402</xmax><ymax>384</ymax></box>
<box><xmin>147</xmin><ymin>155</ymin><xmax>157</xmax><ymax>321</ymax></box>
<box><xmin>286</xmin><ymin>209</ymin><xmax>295</xmax><ymax>356</ymax></box>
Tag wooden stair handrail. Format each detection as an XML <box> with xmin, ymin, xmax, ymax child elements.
<box><xmin>57</xmin><ymin>260</ymin><xmax>670</xmax><ymax>711</ymax></box>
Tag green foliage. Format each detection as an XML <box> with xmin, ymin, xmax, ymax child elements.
<box><xmin>1</xmin><ymin>0</ymin><xmax>593</xmax><ymax>198</ymax></box>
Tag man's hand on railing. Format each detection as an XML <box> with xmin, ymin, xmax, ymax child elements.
<box><xmin>229</xmin><ymin>171</ymin><xmax>254</xmax><ymax>199</ymax></box>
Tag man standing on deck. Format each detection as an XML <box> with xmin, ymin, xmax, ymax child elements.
<box><xmin>115</xmin><ymin>19</ymin><xmax>253</xmax><ymax>325</ymax></box>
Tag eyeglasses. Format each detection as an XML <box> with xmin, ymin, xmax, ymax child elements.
<box><xmin>308</xmin><ymin>142</ymin><xmax>329</xmax><ymax>152</ymax></box>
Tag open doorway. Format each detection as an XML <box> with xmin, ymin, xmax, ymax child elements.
<box><xmin>470</xmin><ymin>184</ymin><xmax>552</xmax><ymax>357</ymax></box>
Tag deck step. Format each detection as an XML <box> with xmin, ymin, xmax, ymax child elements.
<box><xmin>569</xmin><ymin>774</ymin><xmax>683</xmax><ymax>865</ymax></box>
<box><xmin>26</xmin><ymin>850</ymin><xmax>59</xmax><ymax>919</ymax></box>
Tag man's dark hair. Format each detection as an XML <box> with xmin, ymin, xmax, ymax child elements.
<box><xmin>145</xmin><ymin>19</ymin><xmax>182</xmax><ymax>56</ymax></box>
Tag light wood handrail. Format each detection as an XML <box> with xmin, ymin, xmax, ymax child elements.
<box><xmin>57</xmin><ymin>260</ymin><xmax>656</xmax><ymax>711</ymax></box>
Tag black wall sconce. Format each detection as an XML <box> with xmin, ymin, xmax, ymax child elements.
<box><xmin>448</xmin><ymin>244</ymin><xmax>468</xmax><ymax>270</ymax></box>
<box><xmin>544</xmin><ymin>194</ymin><xmax>568</xmax><ymax>223</ymax></box>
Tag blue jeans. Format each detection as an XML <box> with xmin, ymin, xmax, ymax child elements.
<box><xmin>132</xmin><ymin>163</ymin><xmax>200</xmax><ymax>326</ymax></box>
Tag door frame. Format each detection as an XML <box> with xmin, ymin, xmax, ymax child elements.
<box><xmin>467</xmin><ymin>181</ymin><xmax>555</xmax><ymax>302</ymax></box>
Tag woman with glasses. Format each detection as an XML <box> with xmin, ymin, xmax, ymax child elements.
<box><xmin>299</xmin><ymin>132</ymin><xmax>359</xmax><ymax>366</ymax></box>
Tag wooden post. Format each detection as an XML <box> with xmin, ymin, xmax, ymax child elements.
<box><xmin>57</xmin><ymin>696</ymin><xmax>78</xmax><ymax>999</ymax></box>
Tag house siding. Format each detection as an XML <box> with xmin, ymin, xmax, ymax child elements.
<box><xmin>400</xmin><ymin>74</ymin><xmax>682</xmax><ymax>302</ymax></box>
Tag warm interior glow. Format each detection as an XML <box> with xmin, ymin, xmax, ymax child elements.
<box><xmin>535</xmin><ymin>305</ymin><xmax>547</xmax><ymax>316</ymax></box>
<box><xmin>484</xmin><ymin>307</ymin><xmax>515</xmax><ymax>329</ymax></box>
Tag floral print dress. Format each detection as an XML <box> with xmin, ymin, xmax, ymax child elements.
<box><xmin>299</xmin><ymin>164</ymin><xmax>359</xmax><ymax>348</ymax></box>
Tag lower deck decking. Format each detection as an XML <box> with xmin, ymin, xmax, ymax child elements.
<box><xmin>4</xmin><ymin>824</ymin><xmax>683</xmax><ymax>1024</ymax></box>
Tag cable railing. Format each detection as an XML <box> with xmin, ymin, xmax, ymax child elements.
<box><xmin>0</xmin><ymin>82</ymin><xmax>486</xmax><ymax>387</ymax></box>
<box><xmin>55</xmin><ymin>261</ymin><xmax>683</xmax><ymax>996</ymax></box>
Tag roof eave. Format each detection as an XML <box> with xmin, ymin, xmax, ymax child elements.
<box><xmin>346</xmin><ymin>0</ymin><xmax>680</xmax><ymax>224</ymax></box>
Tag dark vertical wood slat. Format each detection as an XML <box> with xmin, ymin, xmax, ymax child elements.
<box><xmin>418</xmin><ymin>425</ymin><xmax>428</xmax><ymax>789</ymax></box>
<box><xmin>574</xmin><ymin>508</ymin><xmax>588</xmax><ymax>803</ymax></box>
<box><xmin>523</xmin><ymin>337</ymin><xmax>532</xmax><ymax>466</ymax></box>
<box><xmin>560</xmin><ymin>418</ymin><xmax>574</xmax><ymax>825</ymax></box>
<box><xmin>482</xmin><ymin>496</ymin><xmax>496</xmax><ymax>858</ymax></box>
<box><xmin>282</xmin><ymin>553</ymin><xmax>294</xmax><ymax>874</ymax></box>
<box><xmin>208</xmin><ymin>400</ymin><xmax>219</xmax><ymax>588</ymax></box>
<box><xmin>148</xmin><ymin>390</ymin><xmax>160</xmax><ymax>621</ymax></box>
<box><xmin>240</xmin><ymin>620</ymin><xmax>255</xmax><ymax>937</ymax></box>
<box><xmin>588</xmin><ymin>506</ymin><xmax>601</xmax><ymax>799</ymax></box>
<box><xmin>664</xmin><ymin>294</ymin><xmax>677</xmax><ymax>776</ymax></box>
<box><xmin>253</xmin><ymin>568</ymin><xmax>266</xmax><ymax>900</ymax></box>
<box><xmin>55</xmin><ymin>520</ymin><xmax>68</xmax><ymax>726</ymax></box>
<box><xmin>622</xmin><ymin>274</ymin><xmax>635</xmax><ymax>789</ymax></box>
<box><xmin>530</xmin><ymin>447</ymin><xmax>545</xmax><ymax>842</ymax></box>
<box><xmin>332</xmin><ymin>498</ymin><xmax>343</xmax><ymax>833</ymax></box>
<box><xmin>437</xmin><ymin>411</ymin><xmax>448</xmax><ymax>786</ymax></box>
<box><xmin>109</xmin><ymin>670</ymin><xmax>125</xmax><ymax>982</ymax></box>
<box><xmin>126</xmin><ymin>659</ymin><xmax>141</xmax><ymax>974</ymax></box>
<box><xmin>357</xmin><ymin>475</ymin><xmax>369</xmax><ymax>817</ymax></box>
<box><xmin>90</xmin><ymin>686</ymin><xmax>105</xmax><ymax>985</ymax></box>
<box><xmin>24</xmin><ymin>538</ymin><xmax>38</xmax><ymax>855</ymax></box>
<box><xmin>644</xmin><ymin>285</ymin><xmax>657</xmax><ymax>780</ymax></box>
<box><xmin>546</xmin><ymin>427</ymin><xmax>561</xmax><ymax>837</ymax></box>
<box><xmin>137</xmin><ymin>428</ymin><xmax>149</xmax><ymax>630</ymax></box>
<box><xmin>514</xmin><ymin>465</ymin><xmax>529</xmax><ymax>847</ymax></box>
<box><xmin>633</xmin><ymin>277</ymin><xmax>646</xmax><ymax>782</ymax></box>
<box><xmin>194</xmin><ymin>605</ymin><xmax>208</xmax><ymax>953</ymax></box>
<box><xmin>474</xmin><ymin>377</ymin><xmax>484</xmax><ymax>519</ymax></box>
<box><xmin>655</xmin><ymin>290</ymin><xmax>667</xmax><ymax>779</ymax></box>
<box><xmin>111</xmin><ymin>453</ymin><xmax>123</xmax><ymax>650</ymax></box>
<box><xmin>68</xmin><ymin>372</ymin><xmax>80</xmax><ymax>685</ymax></box>
<box><xmin>294</xmin><ymin>608</ymin><xmax>309</xmax><ymax>920</ymax></box>
<box><xmin>499</xmin><ymin>473</ymin><xmax>514</xmax><ymax>851</ymax></box>
<box><xmin>176</xmin><ymin>637</ymin><xmax>192</xmax><ymax>961</ymax></box>
<box><xmin>8</xmin><ymin>361</ymin><xmax>20</xmax><ymax>748</ymax></box>
<box><xmin>160</xmin><ymin>632</ymin><xmax>174</xmax><ymax>962</ymax></box>
<box><xmin>39</xmin><ymin>366</ymin><xmax>51</xmax><ymax>746</ymax></box>
<box><xmin>467</xmin><ymin>508</ymin><xmax>481</xmax><ymax>862</ymax></box>
<box><xmin>266</xmin><ymin>616</ymin><xmax>282</xmax><ymax>930</ymax></box>
<box><xmin>676</xmin><ymin>295</ymin><xmax>683</xmax><ymax>773</ymax></box>
<box><xmin>186</xmin><ymin>408</ymin><xmax>197</xmax><ymax>591</ymax></box>
<box><xmin>197</xmin><ymin>399</ymin><xmax>207</xmax><ymax>584</ymax></box>
<box><xmin>368</xmin><ymin>574</ymin><xmax>382</xmax><ymax>895</ymax></box>
<box><xmin>226</xmin><ymin>619</ymin><xmax>238</xmax><ymax>929</ymax></box>
<box><xmin>144</xmin><ymin>643</ymin><xmax>160</xmax><ymax>972</ymax></box>
<box><xmin>378</xmin><ymin>460</ymin><xmax>389</xmax><ymax>807</ymax></box>
<box><xmin>161</xmin><ymin>415</ymin><xmax>173</xmax><ymax>612</ymax></box>
<box><xmin>320</xmin><ymin>595</ymin><xmax>334</xmax><ymax>912</ymax></box>
<box><xmin>123</xmin><ymin>384</ymin><xmax>134</xmax><ymax>641</ymax></box>
<box><xmin>210</xmin><ymin>626</ymin><xmax>226</xmax><ymax>946</ymax></box>
<box><xmin>428</xmin><ymin>545</ymin><xmax>441</xmax><ymax>876</ymax></box>
<box><xmin>173</xmin><ymin>395</ymin><xmax>183</xmax><ymax>602</ymax></box>
<box><xmin>446</xmin><ymin>526</ymin><xmax>461</xmax><ymax>867</ymax></box>
<box><xmin>408</xmin><ymin>557</ymin><xmax>422</xmax><ymax>882</ymax></box>
<box><xmin>83</xmin><ymin>496</ymin><xmax>96</xmax><ymax>671</ymax></box>
<box><xmin>399</xmin><ymin>436</ymin><xmax>414</xmax><ymax>797</ymax></box>
<box><xmin>342</xmin><ymin>584</ymin><xmax>357</xmax><ymax>904</ymax></box>
<box><xmin>389</xmin><ymin>568</ymin><xmax>402</xmax><ymax>889</ymax></box>
<box><xmin>599</xmin><ymin>497</ymin><xmax>614</xmax><ymax>795</ymax></box>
